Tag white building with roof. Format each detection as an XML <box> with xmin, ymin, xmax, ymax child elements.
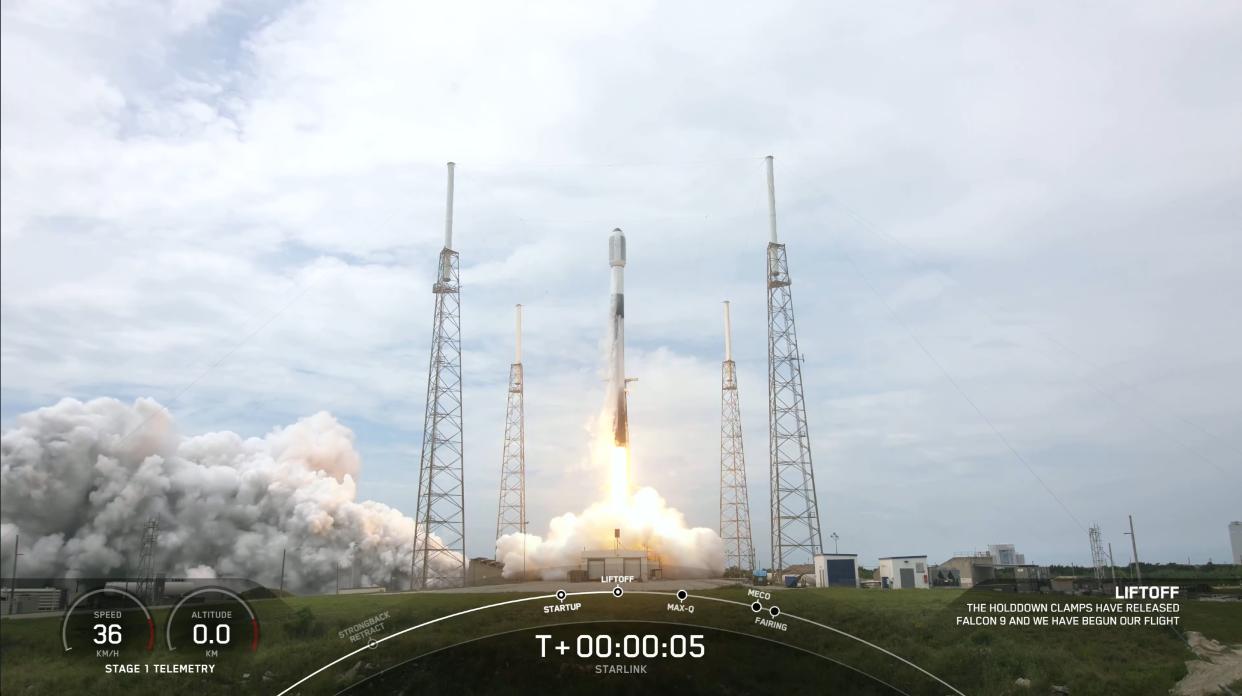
<box><xmin>878</xmin><ymin>555</ymin><xmax>928</xmax><ymax>589</ymax></box>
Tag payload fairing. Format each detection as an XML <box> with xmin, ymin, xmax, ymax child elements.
<box><xmin>609</xmin><ymin>228</ymin><xmax>628</xmax><ymax>447</ymax></box>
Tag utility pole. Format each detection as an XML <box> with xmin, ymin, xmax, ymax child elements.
<box><xmin>8</xmin><ymin>534</ymin><xmax>21</xmax><ymax>615</ymax></box>
<box><xmin>279</xmin><ymin>548</ymin><xmax>287</xmax><ymax>593</ymax></box>
<box><xmin>1107</xmin><ymin>543</ymin><xmax>1117</xmax><ymax>585</ymax></box>
<box><xmin>830</xmin><ymin>532</ymin><xmax>839</xmax><ymax>554</ymax></box>
<box><xmin>1125</xmin><ymin>514</ymin><xmax>1142</xmax><ymax>583</ymax></box>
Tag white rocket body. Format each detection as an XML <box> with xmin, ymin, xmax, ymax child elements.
<box><xmin>609</xmin><ymin>228</ymin><xmax>628</xmax><ymax>447</ymax></box>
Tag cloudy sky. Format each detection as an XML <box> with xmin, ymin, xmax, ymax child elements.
<box><xmin>3</xmin><ymin>0</ymin><xmax>1239</xmax><ymax>568</ymax></box>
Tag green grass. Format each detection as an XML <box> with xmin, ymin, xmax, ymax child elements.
<box><xmin>2</xmin><ymin>587</ymin><xmax>1238</xmax><ymax>695</ymax></box>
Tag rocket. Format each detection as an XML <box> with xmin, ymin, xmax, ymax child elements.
<box><xmin>608</xmin><ymin>228</ymin><xmax>628</xmax><ymax>447</ymax></box>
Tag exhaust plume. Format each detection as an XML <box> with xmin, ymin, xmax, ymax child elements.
<box><xmin>495</xmin><ymin>485</ymin><xmax>725</xmax><ymax>580</ymax></box>
<box><xmin>0</xmin><ymin>397</ymin><xmax>459</xmax><ymax>593</ymax></box>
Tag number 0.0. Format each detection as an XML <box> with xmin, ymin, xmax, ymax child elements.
<box><xmin>192</xmin><ymin>623</ymin><xmax>231</xmax><ymax>645</ymax></box>
<box><xmin>93</xmin><ymin>624</ymin><xmax>122</xmax><ymax>645</ymax></box>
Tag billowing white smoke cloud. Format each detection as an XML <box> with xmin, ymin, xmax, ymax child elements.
<box><xmin>495</xmin><ymin>487</ymin><xmax>725</xmax><ymax>579</ymax></box>
<box><xmin>0</xmin><ymin>397</ymin><xmax>456</xmax><ymax>593</ymax></box>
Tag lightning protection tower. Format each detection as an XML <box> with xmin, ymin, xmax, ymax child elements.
<box><xmin>720</xmin><ymin>300</ymin><xmax>756</xmax><ymax>576</ymax></box>
<box><xmin>495</xmin><ymin>305</ymin><xmax>527</xmax><ymax>559</ymax></box>
<box><xmin>134</xmin><ymin>517</ymin><xmax>159</xmax><ymax>603</ymax></box>
<box><xmin>1089</xmin><ymin>523</ymin><xmax>1108</xmax><ymax>588</ymax></box>
<box><xmin>764</xmin><ymin>155</ymin><xmax>824</xmax><ymax>573</ymax></box>
<box><xmin>413</xmin><ymin>162</ymin><xmax>466</xmax><ymax>589</ymax></box>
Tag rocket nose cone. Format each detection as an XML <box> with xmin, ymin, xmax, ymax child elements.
<box><xmin>609</xmin><ymin>228</ymin><xmax>626</xmax><ymax>267</ymax></box>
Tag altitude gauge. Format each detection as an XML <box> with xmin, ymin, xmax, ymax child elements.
<box><xmin>165</xmin><ymin>587</ymin><xmax>259</xmax><ymax>657</ymax></box>
<box><xmin>61</xmin><ymin>587</ymin><xmax>155</xmax><ymax>657</ymax></box>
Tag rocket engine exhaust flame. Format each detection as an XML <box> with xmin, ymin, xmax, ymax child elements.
<box><xmin>610</xmin><ymin>446</ymin><xmax>630</xmax><ymax>507</ymax></box>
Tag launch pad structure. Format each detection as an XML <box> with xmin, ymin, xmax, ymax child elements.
<box><xmin>413</xmin><ymin>162</ymin><xmax>467</xmax><ymax>589</ymax></box>
<box><xmin>765</xmin><ymin>156</ymin><xmax>825</xmax><ymax>573</ymax></box>
<box><xmin>134</xmin><ymin>517</ymin><xmax>160</xmax><ymax>604</ymax></box>
<box><xmin>412</xmin><ymin>157</ymin><xmax>827</xmax><ymax>586</ymax></box>
<box><xmin>495</xmin><ymin>305</ymin><xmax>527</xmax><ymax>553</ymax></box>
<box><xmin>719</xmin><ymin>300</ymin><xmax>756</xmax><ymax>575</ymax></box>
<box><xmin>1088</xmin><ymin>523</ymin><xmax>1108</xmax><ymax>588</ymax></box>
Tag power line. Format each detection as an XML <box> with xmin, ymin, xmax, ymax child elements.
<box><xmin>823</xmin><ymin>195</ymin><xmax>1236</xmax><ymax>483</ymax></box>
<box><xmin>838</xmin><ymin>246</ymin><xmax>1086</xmax><ymax>531</ymax></box>
<box><xmin>108</xmin><ymin>273</ymin><xmax>323</xmax><ymax>447</ymax></box>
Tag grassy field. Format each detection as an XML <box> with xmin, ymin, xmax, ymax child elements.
<box><xmin>2</xmin><ymin>586</ymin><xmax>1239</xmax><ymax>695</ymax></box>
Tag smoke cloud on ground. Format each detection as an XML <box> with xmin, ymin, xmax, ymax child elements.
<box><xmin>0</xmin><ymin>397</ymin><xmax>456</xmax><ymax>593</ymax></box>
<box><xmin>495</xmin><ymin>486</ymin><xmax>725</xmax><ymax>579</ymax></box>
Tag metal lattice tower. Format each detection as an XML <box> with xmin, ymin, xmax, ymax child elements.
<box><xmin>495</xmin><ymin>305</ymin><xmax>527</xmax><ymax>555</ymax></box>
<box><xmin>134</xmin><ymin>517</ymin><xmax>159</xmax><ymax>603</ymax></box>
<box><xmin>413</xmin><ymin>162</ymin><xmax>466</xmax><ymax>589</ymax></box>
<box><xmin>1089</xmin><ymin>523</ymin><xmax>1108</xmax><ymax>587</ymax></box>
<box><xmin>719</xmin><ymin>301</ymin><xmax>756</xmax><ymax>576</ymax></box>
<box><xmin>764</xmin><ymin>156</ymin><xmax>824</xmax><ymax>573</ymax></box>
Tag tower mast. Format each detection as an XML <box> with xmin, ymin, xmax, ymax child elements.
<box><xmin>495</xmin><ymin>305</ymin><xmax>527</xmax><ymax>562</ymax></box>
<box><xmin>413</xmin><ymin>162</ymin><xmax>467</xmax><ymax>589</ymax></box>
<box><xmin>1088</xmin><ymin>523</ymin><xmax>1108</xmax><ymax>589</ymax></box>
<box><xmin>720</xmin><ymin>300</ymin><xmax>756</xmax><ymax>576</ymax></box>
<box><xmin>765</xmin><ymin>155</ymin><xmax>824</xmax><ymax>573</ymax></box>
<box><xmin>134</xmin><ymin>517</ymin><xmax>159</xmax><ymax>603</ymax></box>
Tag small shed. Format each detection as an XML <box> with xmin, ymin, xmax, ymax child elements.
<box><xmin>1050</xmin><ymin>576</ymin><xmax>1077</xmax><ymax>593</ymax></box>
<box><xmin>814</xmin><ymin>553</ymin><xmax>860</xmax><ymax>588</ymax></box>
<box><xmin>467</xmin><ymin>557</ymin><xmax>506</xmax><ymax>586</ymax></box>
<box><xmin>878</xmin><ymin>555</ymin><xmax>929</xmax><ymax>589</ymax></box>
<box><xmin>933</xmin><ymin>554</ymin><xmax>995</xmax><ymax>588</ymax></box>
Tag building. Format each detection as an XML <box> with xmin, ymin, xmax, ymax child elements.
<box><xmin>988</xmin><ymin>544</ymin><xmax>1026</xmax><ymax>566</ymax></box>
<box><xmin>1004</xmin><ymin>565</ymin><xmax>1050</xmax><ymax>591</ymax></box>
<box><xmin>1050</xmin><ymin>576</ymin><xmax>1075</xmax><ymax>593</ymax></box>
<box><xmin>932</xmin><ymin>554</ymin><xmax>995</xmax><ymax>588</ymax></box>
<box><xmin>877</xmin><ymin>556</ymin><xmax>928</xmax><ymax>589</ymax></box>
<box><xmin>814</xmin><ymin>553</ymin><xmax>860</xmax><ymax>588</ymax></box>
<box><xmin>0</xmin><ymin>587</ymin><xmax>65</xmax><ymax>615</ymax></box>
<box><xmin>467</xmin><ymin>557</ymin><xmax>506</xmax><ymax>586</ymax></box>
<box><xmin>580</xmin><ymin>549</ymin><xmax>658</xmax><ymax>581</ymax></box>
<box><xmin>1231</xmin><ymin>522</ymin><xmax>1242</xmax><ymax>565</ymax></box>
